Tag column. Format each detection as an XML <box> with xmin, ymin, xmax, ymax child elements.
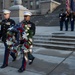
<box><xmin>3</xmin><ymin>0</ymin><xmax>10</xmax><ymax>9</ymax></box>
<box><xmin>28</xmin><ymin>0</ymin><xmax>30</xmax><ymax>9</ymax></box>
<box><xmin>33</xmin><ymin>0</ymin><xmax>36</xmax><ymax>10</ymax></box>
<box><xmin>9</xmin><ymin>0</ymin><xmax>28</xmax><ymax>24</ymax></box>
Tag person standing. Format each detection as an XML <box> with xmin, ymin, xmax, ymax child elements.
<box><xmin>69</xmin><ymin>11</ymin><xmax>75</xmax><ymax>31</ymax></box>
<box><xmin>64</xmin><ymin>11</ymin><xmax>70</xmax><ymax>31</ymax></box>
<box><xmin>0</xmin><ymin>9</ymin><xmax>16</xmax><ymax>68</ymax></box>
<box><xmin>18</xmin><ymin>11</ymin><xmax>35</xmax><ymax>73</ymax></box>
<box><xmin>59</xmin><ymin>9</ymin><xmax>65</xmax><ymax>31</ymax></box>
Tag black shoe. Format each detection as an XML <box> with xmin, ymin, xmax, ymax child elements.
<box><xmin>29</xmin><ymin>57</ymin><xmax>35</xmax><ymax>65</ymax></box>
<box><xmin>71</xmin><ymin>30</ymin><xmax>74</xmax><ymax>31</ymax></box>
<box><xmin>65</xmin><ymin>30</ymin><xmax>68</xmax><ymax>31</ymax></box>
<box><xmin>18</xmin><ymin>68</ymin><xmax>25</xmax><ymax>73</ymax></box>
<box><xmin>1</xmin><ymin>64</ymin><xmax>8</xmax><ymax>68</ymax></box>
<box><xmin>12</xmin><ymin>57</ymin><xmax>16</xmax><ymax>62</ymax></box>
<box><xmin>60</xmin><ymin>30</ymin><xmax>63</xmax><ymax>31</ymax></box>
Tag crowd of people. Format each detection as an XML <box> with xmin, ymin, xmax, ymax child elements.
<box><xmin>59</xmin><ymin>9</ymin><xmax>75</xmax><ymax>31</ymax></box>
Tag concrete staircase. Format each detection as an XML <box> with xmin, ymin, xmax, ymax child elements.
<box><xmin>31</xmin><ymin>0</ymin><xmax>66</xmax><ymax>26</ymax></box>
<box><xmin>33</xmin><ymin>34</ymin><xmax>75</xmax><ymax>51</ymax></box>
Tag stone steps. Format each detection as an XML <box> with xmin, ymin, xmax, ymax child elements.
<box><xmin>52</xmin><ymin>35</ymin><xmax>75</xmax><ymax>39</ymax></box>
<box><xmin>33</xmin><ymin>40</ymin><xmax>75</xmax><ymax>46</ymax></box>
<box><xmin>31</xmin><ymin>2</ymin><xmax>65</xmax><ymax>26</ymax></box>
<box><xmin>34</xmin><ymin>35</ymin><xmax>75</xmax><ymax>39</ymax></box>
<box><xmin>50</xmin><ymin>38</ymin><xmax>75</xmax><ymax>42</ymax></box>
<box><xmin>0</xmin><ymin>34</ymin><xmax>75</xmax><ymax>51</ymax></box>
<box><xmin>33</xmin><ymin>43</ymin><xmax>75</xmax><ymax>51</ymax></box>
<box><xmin>33</xmin><ymin>35</ymin><xmax>75</xmax><ymax>51</ymax></box>
<box><xmin>33</xmin><ymin>37</ymin><xmax>75</xmax><ymax>42</ymax></box>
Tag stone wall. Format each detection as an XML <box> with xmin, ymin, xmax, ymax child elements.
<box><xmin>50</xmin><ymin>0</ymin><xmax>61</xmax><ymax>13</ymax></box>
<box><xmin>40</xmin><ymin>1</ymin><xmax>50</xmax><ymax>15</ymax></box>
<box><xmin>40</xmin><ymin>0</ymin><xmax>61</xmax><ymax>15</ymax></box>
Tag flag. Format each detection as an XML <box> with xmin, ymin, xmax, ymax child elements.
<box><xmin>66</xmin><ymin>0</ymin><xmax>70</xmax><ymax>11</ymax></box>
<box><xmin>70</xmin><ymin>0</ymin><xmax>75</xmax><ymax>11</ymax></box>
<box><xmin>70</xmin><ymin>0</ymin><xmax>73</xmax><ymax>10</ymax></box>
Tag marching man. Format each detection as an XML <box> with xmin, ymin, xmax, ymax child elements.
<box><xmin>18</xmin><ymin>11</ymin><xmax>36</xmax><ymax>73</ymax></box>
<box><xmin>0</xmin><ymin>9</ymin><xmax>16</xmax><ymax>68</ymax></box>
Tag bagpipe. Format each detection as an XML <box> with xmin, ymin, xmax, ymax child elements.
<box><xmin>6</xmin><ymin>23</ymin><xmax>33</xmax><ymax>55</ymax></box>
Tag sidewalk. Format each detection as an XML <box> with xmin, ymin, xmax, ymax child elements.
<box><xmin>36</xmin><ymin>26</ymin><xmax>75</xmax><ymax>36</ymax></box>
<box><xmin>0</xmin><ymin>26</ymin><xmax>75</xmax><ymax>75</ymax></box>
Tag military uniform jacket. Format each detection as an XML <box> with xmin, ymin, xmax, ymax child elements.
<box><xmin>0</xmin><ymin>18</ymin><xmax>15</xmax><ymax>42</ymax></box>
<box><xmin>64</xmin><ymin>13</ymin><xmax>69</xmax><ymax>22</ymax></box>
<box><xmin>69</xmin><ymin>13</ymin><xmax>75</xmax><ymax>21</ymax></box>
<box><xmin>19</xmin><ymin>20</ymin><xmax>36</xmax><ymax>45</ymax></box>
<box><xmin>21</xmin><ymin>20</ymin><xmax>36</xmax><ymax>36</ymax></box>
<box><xmin>59</xmin><ymin>13</ymin><xmax>65</xmax><ymax>21</ymax></box>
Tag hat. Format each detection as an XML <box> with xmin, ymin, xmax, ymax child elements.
<box><xmin>24</xmin><ymin>11</ymin><xmax>32</xmax><ymax>16</ymax></box>
<box><xmin>3</xmin><ymin>9</ymin><xmax>11</xmax><ymax>14</ymax></box>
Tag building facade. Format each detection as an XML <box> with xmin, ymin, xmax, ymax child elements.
<box><xmin>0</xmin><ymin>0</ymin><xmax>60</xmax><ymax>20</ymax></box>
<box><xmin>0</xmin><ymin>0</ymin><xmax>40</xmax><ymax>20</ymax></box>
<box><xmin>0</xmin><ymin>0</ymin><xmax>40</xmax><ymax>13</ymax></box>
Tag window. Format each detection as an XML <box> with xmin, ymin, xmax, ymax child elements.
<box><xmin>0</xmin><ymin>1</ymin><xmax>3</xmax><ymax>9</ymax></box>
<box><xmin>11</xmin><ymin>0</ymin><xmax>14</xmax><ymax>6</ymax></box>
<box><xmin>36</xmin><ymin>1</ymin><xmax>39</xmax><ymax>9</ymax></box>
<box><xmin>30</xmin><ymin>1</ymin><xmax>33</xmax><ymax>9</ymax></box>
<box><xmin>23</xmin><ymin>1</ymin><xmax>28</xmax><ymax>8</ymax></box>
